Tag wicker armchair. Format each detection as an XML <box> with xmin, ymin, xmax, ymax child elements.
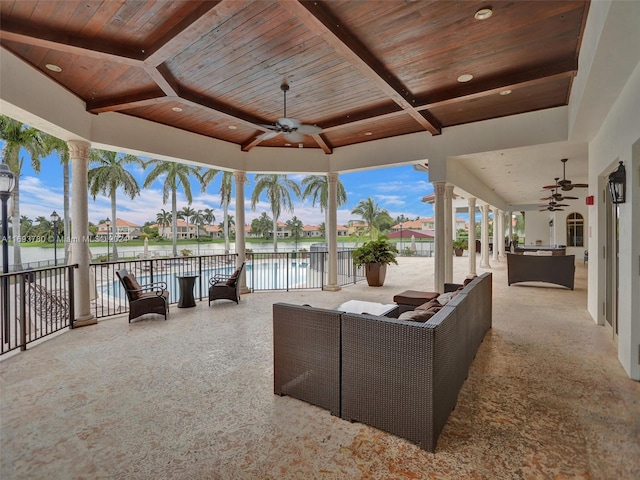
<box><xmin>208</xmin><ymin>262</ymin><xmax>245</xmax><ymax>305</ymax></box>
<box><xmin>116</xmin><ymin>269</ymin><xmax>169</xmax><ymax>323</ymax></box>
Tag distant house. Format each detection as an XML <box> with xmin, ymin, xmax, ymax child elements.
<box><xmin>96</xmin><ymin>218</ymin><xmax>142</xmax><ymax>241</ymax></box>
<box><xmin>155</xmin><ymin>219</ymin><xmax>204</xmax><ymax>239</ymax></box>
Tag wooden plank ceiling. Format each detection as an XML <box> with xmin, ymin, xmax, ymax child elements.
<box><xmin>0</xmin><ymin>0</ymin><xmax>589</xmax><ymax>155</ymax></box>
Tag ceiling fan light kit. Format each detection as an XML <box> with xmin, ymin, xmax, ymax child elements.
<box><xmin>257</xmin><ymin>83</ymin><xmax>322</xmax><ymax>144</ymax></box>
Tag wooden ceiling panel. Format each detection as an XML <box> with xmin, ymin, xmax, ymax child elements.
<box><xmin>323</xmin><ymin>113</ymin><xmax>425</xmax><ymax>149</ymax></box>
<box><xmin>0</xmin><ymin>40</ymin><xmax>157</xmax><ymax>102</ymax></box>
<box><xmin>0</xmin><ymin>0</ymin><xmax>589</xmax><ymax>154</ymax></box>
<box><xmin>123</xmin><ymin>101</ymin><xmax>258</xmax><ymax>145</ymax></box>
<box><xmin>430</xmin><ymin>77</ymin><xmax>572</xmax><ymax>128</ymax></box>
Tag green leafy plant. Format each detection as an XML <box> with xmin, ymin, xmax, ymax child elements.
<box><xmin>453</xmin><ymin>239</ymin><xmax>468</xmax><ymax>250</ymax></box>
<box><xmin>180</xmin><ymin>248</ymin><xmax>193</xmax><ymax>257</ymax></box>
<box><xmin>352</xmin><ymin>237</ymin><xmax>398</xmax><ymax>267</ymax></box>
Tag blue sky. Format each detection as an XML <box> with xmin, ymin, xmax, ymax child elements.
<box><xmin>7</xmin><ymin>147</ymin><xmax>435</xmax><ymax>227</ymax></box>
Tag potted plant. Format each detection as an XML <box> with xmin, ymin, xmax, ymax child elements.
<box><xmin>352</xmin><ymin>237</ymin><xmax>398</xmax><ymax>287</ymax></box>
<box><xmin>453</xmin><ymin>238</ymin><xmax>468</xmax><ymax>257</ymax></box>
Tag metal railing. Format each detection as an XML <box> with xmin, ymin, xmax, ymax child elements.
<box><xmin>1</xmin><ymin>264</ymin><xmax>76</xmax><ymax>355</ymax></box>
<box><xmin>1</xmin><ymin>250</ymin><xmax>364</xmax><ymax>355</ymax></box>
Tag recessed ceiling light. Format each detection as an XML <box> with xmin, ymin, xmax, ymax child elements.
<box><xmin>474</xmin><ymin>8</ymin><xmax>493</xmax><ymax>20</ymax></box>
<box><xmin>45</xmin><ymin>64</ymin><xmax>62</xmax><ymax>73</ymax></box>
<box><xmin>285</xmin><ymin>143</ymin><xmax>291</xmax><ymax>147</ymax></box>
<box><xmin>228</xmin><ymin>125</ymin><xmax>237</xmax><ymax>130</ymax></box>
<box><xmin>457</xmin><ymin>74</ymin><xmax>474</xmax><ymax>83</ymax></box>
<box><xmin>298</xmin><ymin>143</ymin><xmax>303</xmax><ymax>149</ymax></box>
<box><xmin>364</xmin><ymin>132</ymin><xmax>373</xmax><ymax>136</ymax></box>
<box><xmin>172</xmin><ymin>107</ymin><xmax>183</xmax><ymax>112</ymax></box>
<box><xmin>500</xmin><ymin>89</ymin><xmax>512</xmax><ymax>96</ymax></box>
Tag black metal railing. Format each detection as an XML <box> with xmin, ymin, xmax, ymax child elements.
<box><xmin>1</xmin><ymin>264</ymin><xmax>76</xmax><ymax>355</ymax></box>
<box><xmin>1</xmin><ymin>250</ymin><xmax>365</xmax><ymax>355</ymax></box>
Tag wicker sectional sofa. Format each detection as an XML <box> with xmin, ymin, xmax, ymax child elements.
<box><xmin>273</xmin><ymin>272</ymin><xmax>492</xmax><ymax>452</ymax></box>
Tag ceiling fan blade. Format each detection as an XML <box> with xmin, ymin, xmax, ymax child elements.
<box><xmin>277</xmin><ymin>117</ymin><xmax>300</xmax><ymax>129</ymax></box>
<box><xmin>296</xmin><ymin>124</ymin><xmax>322</xmax><ymax>134</ymax></box>
<box><xmin>570</xmin><ymin>183</ymin><xmax>588</xmax><ymax>188</ymax></box>
<box><xmin>542</xmin><ymin>185</ymin><xmax>558</xmax><ymax>190</ymax></box>
<box><xmin>258</xmin><ymin>123</ymin><xmax>279</xmax><ymax>131</ymax></box>
<box><xmin>285</xmin><ymin>132</ymin><xmax>304</xmax><ymax>143</ymax></box>
<box><xmin>562</xmin><ymin>196</ymin><xmax>579</xmax><ymax>200</ymax></box>
<box><xmin>256</xmin><ymin>131</ymin><xmax>282</xmax><ymax>141</ymax></box>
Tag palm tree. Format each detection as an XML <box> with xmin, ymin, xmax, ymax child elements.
<box><xmin>351</xmin><ymin>197</ymin><xmax>393</xmax><ymax>240</ymax></box>
<box><xmin>143</xmin><ymin>160</ymin><xmax>200</xmax><ymax>256</ymax></box>
<box><xmin>178</xmin><ymin>205</ymin><xmax>197</xmax><ymax>237</ymax></box>
<box><xmin>300</xmin><ymin>175</ymin><xmax>347</xmax><ymax>231</ymax></box>
<box><xmin>250</xmin><ymin>174</ymin><xmax>301</xmax><ymax>252</ymax></box>
<box><xmin>199</xmin><ymin>169</ymin><xmax>235</xmax><ymax>252</ymax></box>
<box><xmin>219</xmin><ymin>214</ymin><xmax>235</xmax><ymax>240</ymax></box>
<box><xmin>218</xmin><ymin>172</ymin><xmax>234</xmax><ymax>253</ymax></box>
<box><xmin>191</xmin><ymin>210</ymin><xmax>206</xmax><ymax>255</ymax></box>
<box><xmin>88</xmin><ymin>149</ymin><xmax>145</xmax><ymax>260</ymax></box>
<box><xmin>41</xmin><ymin>134</ymin><xmax>70</xmax><ymax>263</ymax></box>
<box><xmin>202</xmin><ymin>208</ymin><xmax>216</xmax><ymax>238</ymax></box>
<box><xmin>286</xmin><ymin>216</ymin><xmax>303</xmax><ymax>251</ymax></box>
<box><xmin>251</xmin><ymin>212</ymin><xmax>272</xmax><ymax>240</ymax></box>
<box><xmin>0</xmin><ymin>115</ymin><xmax>48</xmax><ymax>269</ymax></box>
<box><xmin>156</xmin><ymin>209</ymin><xmax>171</xmax><ymax>237</ymax></box>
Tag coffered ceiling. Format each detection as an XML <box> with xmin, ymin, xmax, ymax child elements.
<box><xmin>0</xmin><ymin>0</ymin><xmax>589</xmax><ymax>156</ymax></box>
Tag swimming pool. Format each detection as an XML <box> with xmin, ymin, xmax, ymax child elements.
<box><xmin>100</xmin><ymin>261</ymin><xmax>318</xmax><ymax>304</ymax></box>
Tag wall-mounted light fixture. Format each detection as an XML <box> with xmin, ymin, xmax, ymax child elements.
<box><xmin>607</xmin><ymin>161</ymin><xmax>626</xmax><ymax>204</ymax></box>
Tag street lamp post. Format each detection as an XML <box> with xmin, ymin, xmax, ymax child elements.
<box><xmin>105</xmin><ymin>217</ymin><xmax>110</xmax><ymax>262</ymax></box>
<box><xmin>50</xmin><ymin>210</ymin><xmax>60</xmax><ymax>266</ymax></box>
<box><xmin>0</xmin><ymin>163</ymin><xmax>16</xmax><ymax>341</ymax></box>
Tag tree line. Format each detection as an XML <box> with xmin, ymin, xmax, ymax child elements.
<box><xmin>2</xmin><ymin>115</ymin><xmax>408</xmax><ymax>270</ymax></box>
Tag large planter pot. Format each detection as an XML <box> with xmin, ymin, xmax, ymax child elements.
<box><xmin>454</xmin><ymin>248</ymin><xmax>464</xmax><ymax>257</ymax></box>
<box><xmin>365</xmin><ymin>262</ymin><xmax>387</xmax><ymax>287</ymax></box>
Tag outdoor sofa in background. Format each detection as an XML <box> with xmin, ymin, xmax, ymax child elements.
<box><xmin>506</xmin><ymin>252</ymin><xmax>575</xmax><ymax>290</ymax></box>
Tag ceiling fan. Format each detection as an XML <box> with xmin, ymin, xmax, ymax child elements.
<box><xmin>256</xmin><ymin>83</ymin><xmax>322</xmax><ymax>143</ymax></box>
<box><xmin>540</xmin><ymin>178</ymin><xmax>579</xmax><ymax>202</ymax></box>
<box><xmin>542</xmin><ymin>158</ymin><xmax>588</xmax><ymax>191</ymax></box>
<box><xmin>538</xmin><ymin>199</ymin><xmax>568</xmax><ymax>212</ymax></box>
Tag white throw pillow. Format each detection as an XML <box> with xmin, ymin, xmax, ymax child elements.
<box><xmin>436</xmin><ymin>292</ymin><xmax>454</xmax><ymax>305</ymax></box>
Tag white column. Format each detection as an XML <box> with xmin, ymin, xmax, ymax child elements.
<box><xmin>507</xmin><ymin>212</ymin><xmax>513</xmax><ymax>244</ymax></box>
<box><xmin>234</xmin><ymin>171</ymin><xmax>250</xmax><ymax>294</ymax></box>
<box><xmin>433</xmin><ymin>182</ymin><xmax>446</xmax><ymax>292</ymax></box>
<box><xmin>444</xmin><ymin>184</ymin><xmax>454</xmax><ymax>283</ymax></box>
<box><xmin>491</xmin><ymin>207</ymin><xmax>499</xmax><ymax>262</ymax></box>
<box><xmin>498</xmin><ymin>210</ymin><xmax>506</xmax><ymax>258</ymax></box>
<box><xmin>480</xmin><ymin>204</ymin><xmax>491</xmax><ymax>269</ymax></box>
<box><xmin>68</xmin><ymin>140</ymin><xmax>96</xmax><ymax>327</ymax></box>
<box><xmin>325</xmin><ymin>173</ymin><xmax>340</xmax><ymax>291</ymax></box>
<box><xmin>468</xmin><ymin>197</ymin><xmax>477</xmax><ymax>276</ymax></box>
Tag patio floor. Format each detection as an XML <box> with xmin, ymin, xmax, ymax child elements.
<box><xmin>1</xmin><ymin>255</ymin><xmax>639</xmax><ymax>479</ymax></box>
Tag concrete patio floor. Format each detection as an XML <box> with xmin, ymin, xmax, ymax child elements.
<box><xmin>1</xmin><ymin>255</ymin><xmax>639</xmax><ymax>479</ymax></box>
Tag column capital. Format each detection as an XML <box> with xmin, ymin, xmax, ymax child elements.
<box><xmin>327</xmin><ymin>172</ymin><xmax>339</xmax><ymax>183</ymax></box>
<box><xmin>67</xmin><ymin>140</ymin><xmax>90</xmax><ymax>159</ymax></box>
<box><xmin>444</xmin><ymin>184</ymin><xmax>454</xmax><ymax>200</ymax></box>
<box><xmin>468</xmin><ymin>197</ymin><xmax>476</xmax><ymax>207</ymax></box>
<box><xmin>433</xmin><ymin>181</ymin><xmax>446</xmax><ymax>195</ymax></box>
<box><xmin>233</xmin><ymin>170</ymin><xmax>247</xmax><ymax>183</ymax></box>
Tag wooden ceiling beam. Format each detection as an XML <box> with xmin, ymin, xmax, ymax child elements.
<box><xmin>0</xmin><ymin>18</ymin><xmax>143</xmax><ymax>66</ymax></box>
<box><xmin>283</xmin><ymin>0</ymin><xmax>441</xmax><ymax>136</ymax></box>
<box><xmin>86</xmin><ymin>91</ymin><xmax>170</xmax><ymax>114</ymax></box>
<box><xmin>312</xmin><ymin>134</ymin><xmax>333</xmax><ymax>154</ymax></box>
<box><xmin>144</xmin><ymin>1</ymin><xmax>225</xmax><ymax>67</ymax></box>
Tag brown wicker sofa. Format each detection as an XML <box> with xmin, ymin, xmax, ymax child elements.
<box><xmin>272</xmin><ymin>272</ymin><xmax>492</xmax><ymax>452</ymax></box>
